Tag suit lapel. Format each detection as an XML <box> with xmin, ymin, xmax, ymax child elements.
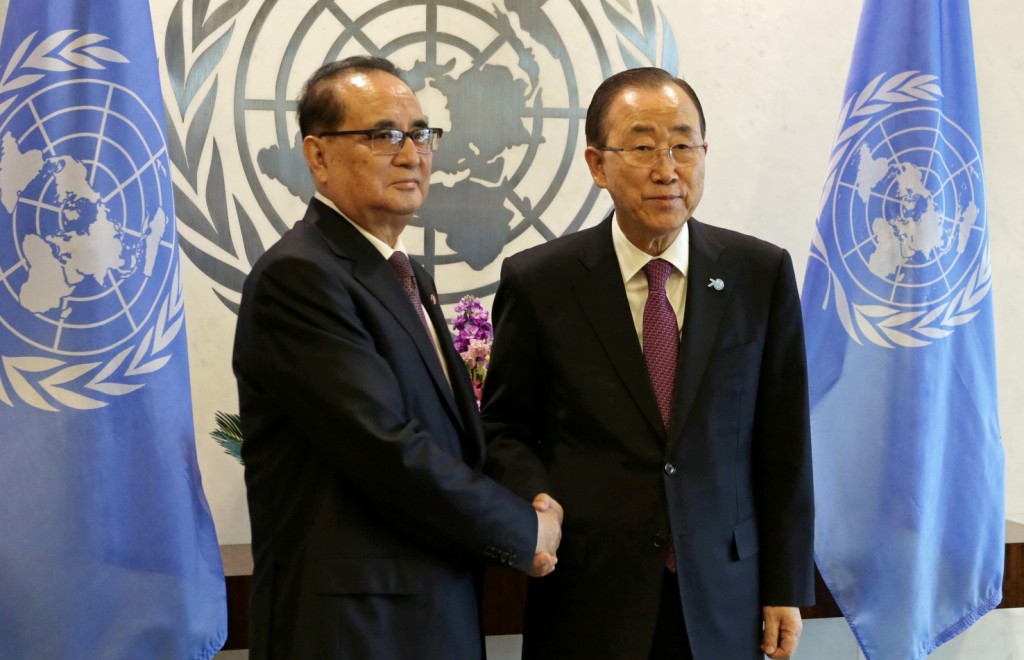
<box><xmin>418</xmin><ymin>279</ymin><xmax>486</xmax><ymax>466</ymax></box>
<box><xmin>669</xmin><ymin>219</ymin><xmax>731</xmax><ymax>453</ymax></box>
<box><xmin>307</xmin><ymin>201</ymin><xmax>462</xmax><ymax>429</ymax></box>
<box><xmin>573</xmin><ymin>217</ymin><xmax>665</xmax><ymax>437</ymax></box>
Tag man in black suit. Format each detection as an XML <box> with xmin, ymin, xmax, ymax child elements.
<box><xmin>482</xmin><ymin>68</ymin><xmax>814</xmax><ymax>659</ymax></box>
<box><xmin>233</xmin><ymin>56</ymin><xmax>562</xmax><ymax>660</ymax></box>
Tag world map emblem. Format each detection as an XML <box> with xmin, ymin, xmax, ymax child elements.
<box><xmin>162</xmin><ymin>0</ymin><xmax>681</xmax><ymax>310</ymax></box>
<box><xmin>809</xmin><ymin>71</ymin><xmax>991</xmax><ymax>349</ymax></box>
<box><xmin>0</xmin><ymin>32</ymin><xmax>184</xmax><ymax>410</ymax></box>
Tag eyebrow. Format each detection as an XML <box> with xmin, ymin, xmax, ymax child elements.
<box><xmin>372</xmin><ymin>118</ymin><xmax>430</xmax><ymax>129</ymax></box>
<box><xmin>627</xmin><ymin>123</ymin><xmax>696</xmax><ymax>136</ymax></box>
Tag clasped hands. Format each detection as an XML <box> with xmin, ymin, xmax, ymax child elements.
<box><xmin>531</xmin><ymin>492</ymin><xmax>563</xmax><ymax>577</ymax></box>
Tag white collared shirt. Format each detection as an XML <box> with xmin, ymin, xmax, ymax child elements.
<box><xmin>610</xmin><ymin>215</ymin><xmax>689</xmax><ymax>347</ymax></box>
<box><xmin>315</xmin><ymin>193</ymin><xmax>450</xmax><ymax>384</ymax></box>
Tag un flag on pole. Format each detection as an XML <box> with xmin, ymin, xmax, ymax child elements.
<box><xmin>0</xmin><ymin>2</ymin><xmax>226</xmax><ymax>657</ymax></box>
<box><xmin>802</xmin><ymin>0</ymin><xmax>1004</xmax><ymax>658</ymax></box>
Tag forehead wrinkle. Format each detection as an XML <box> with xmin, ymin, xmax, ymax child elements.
<box><xmin>626</xmin><ymin>124</ymin><xmax>657</xmax><ymax>135</ymax></box>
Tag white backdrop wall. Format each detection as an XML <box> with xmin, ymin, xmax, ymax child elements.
<box><xmin>149</xmin><ymin>0</ymin><xmax>1023</xmax><ymax>553</ymax></box>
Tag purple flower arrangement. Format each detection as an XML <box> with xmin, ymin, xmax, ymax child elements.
<box><xmin>450</xmin><ymin>295</ymin><xmax>493</xmax><ymax>404</ymax></box>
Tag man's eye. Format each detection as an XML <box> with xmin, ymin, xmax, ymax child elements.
<box><xmin>632</xmin><ymin>145</ymin><xmax>654</xmax><ymax>152</ymax></box>
<box><xmin>375</xmin><ymin>130</ymin><xmax>402</xmax><ymax>143</ymax></box>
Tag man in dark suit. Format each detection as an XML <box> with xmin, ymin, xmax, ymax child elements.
<box><xmin>233</xmin><ymin>56</ymin><xmax>562</xmax><ymax>660</ymax></box>
<box><xmin>482</xmin><ymin>68</ymin><xmax>814</xmax><ymax>659</ymax></box>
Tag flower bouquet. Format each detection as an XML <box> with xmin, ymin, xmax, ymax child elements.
<box><xmin>450</xmin><ymin>295</ymin><xmax>493</xmax><ymax>405</ymax></box>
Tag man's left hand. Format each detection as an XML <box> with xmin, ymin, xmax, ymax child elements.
<box><xmin>761</xmin><ymin>606</ymin><xmax>802</xmax><ymax>659</ymax></box>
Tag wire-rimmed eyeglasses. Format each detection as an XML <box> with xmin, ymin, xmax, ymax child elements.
<box><xmin>317</xmin><ymin>127</ymin><xmax>444</xmax><ymax>154</ymax></box>
<box><xmin>597</xmin><ymin>142</ymin><xmax>707</xmax><ymax>168</ymax></box>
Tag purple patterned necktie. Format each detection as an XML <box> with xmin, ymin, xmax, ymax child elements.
<box><xmin>388</xmin><ymin>251</ymin><xmax>435</xmax><ymax>344</ymax></box>
<box><xmin>643</xmin><ymin>258</ymin><xmax>679</xmax><ymax>573</ymax></box>
<box><xmin>642</xmin><ymin>259</ymin><xmax>678</xmax><ymax>429</ymax></box>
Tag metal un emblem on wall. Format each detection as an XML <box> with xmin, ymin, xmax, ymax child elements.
<box><xmin>161</xmin><ymin>0</ymin><xmax>681</xmax><ymax>311</ymax></box>
<box><xmin>808</xmin><ymin>71</ymin><xmax>991</xmax><ymax>349</ymax></box>
<box><xmin>0</xmin><ymin>31</ymin><xmax>185</xmax><ymax>411</ymax></box>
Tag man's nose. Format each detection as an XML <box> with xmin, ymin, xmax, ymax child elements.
<box><xmin>650</xmin><ymin>152</ymin><xmax>678</xmax><ymax>181</ymax></box>
<box><xmin>392</xmin><ymin>134</ymin><xmax>422</xmax><ymax>164</ymax></box>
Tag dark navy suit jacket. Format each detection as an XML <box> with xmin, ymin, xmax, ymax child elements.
<box><xmin>234</xmin><ymin>199</ymin><xmax>537</xmax><ymax>659</ymax></box>
<box><xmin>482</xmin><ymin>215</ymin><xmax>815</xmax><ymax>660</ymax></box>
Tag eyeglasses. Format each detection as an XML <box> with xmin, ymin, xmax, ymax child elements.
<box><xmin>317</xmin><ymin>127</ymin><xmax>444</xmax><ymax>154</ymax></box>
<box><xmin>597</xmin><ymin>142</ymin><xmax>707</xmax><ymax>168</ymax></box>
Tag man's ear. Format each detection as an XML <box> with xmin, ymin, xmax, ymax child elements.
<box><xmin>303</xmin><ymin>135</ymin><xmax>327</xmax><ymax>185</ymax></box>
<box><xmin>584</xmin><ymin>145</ymin><xmax>607</xmax><ymax>189</ymax></box>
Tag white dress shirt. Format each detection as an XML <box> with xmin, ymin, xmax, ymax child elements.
<box><xmin>610</xmin><ymin>215</ymin><xmax>689</xmax><ymax>347</ymax></box>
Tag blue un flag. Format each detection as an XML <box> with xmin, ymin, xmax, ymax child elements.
<box><xmin>0</xmin><ymin>2</ymin><xmax>226</xmax><ymax>657</ymax></box>
<box><xmin>802</xmin><ymin>0</ymin><xmax>1004</xmax><ymax>658</ymax></box>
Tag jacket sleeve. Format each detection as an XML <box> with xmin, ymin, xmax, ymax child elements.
<box><xmin>751</xmin><ymin>248</ymin><xmax>816</xmax><ymax>605</ymax></box>
<box><xmin>480</xmin><ymin>256</ymin><xmax>554</xmax><ymax>501</ymax></box>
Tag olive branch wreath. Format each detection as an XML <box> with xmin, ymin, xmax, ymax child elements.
<box><xmin>601</xmin><ymin>0</ymin><xmax>679</xmax><ymax>72</ymax></box>
<box><xmin>0</xmin><ymin>31</ymin><xmax>188</xmax><ymax>411</ymax></box>
<box><xmin>163</xmin><ymin>0</ymin><xmax>258</xmax><ymax>315</ymax></box>
<box><xmin>0</xmin><ymin>29</ymin><xmax>128</xmax><ymax>115</ymax></box>
<box><xmin>807</xmin><ymin>71</ymin><xmax>991</xmax><ymax>349</ymax></box>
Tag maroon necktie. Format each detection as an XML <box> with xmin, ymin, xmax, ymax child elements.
<box><xmin>643</xmin><ymin>259</ymin><xmax>678</xmax><ymax>429</ymax></box>
<box><xmin>643</xmin><ymin>258</ymin><xmax>679</xmax><ymax>573</ymax></box>
<box><xmin>388</xmin><ymin>251</ymin><xmax>435</xmax><ymax>344</ymax></box>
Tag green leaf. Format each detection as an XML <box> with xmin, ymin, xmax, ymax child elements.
<box><xmin>211</xmin><ymin>411</ymin><xmax>244</xmax><ymax>465</ymax></box>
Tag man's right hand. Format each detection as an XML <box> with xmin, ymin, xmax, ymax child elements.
<box><xmin>531</xmin><ymin>493</ymin><xmax>563</xmax><ymax>577</ymax></box>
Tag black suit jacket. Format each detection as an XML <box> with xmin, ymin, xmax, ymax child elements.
<box><xmin>233</xmin><ymin>199</ymin><xmax>537</xmax><ymax>660</ymax></box>
<box><xmin>482</xmin><ymin>216</ymin><xmax>814</xmax><ymax>660</ymax></box>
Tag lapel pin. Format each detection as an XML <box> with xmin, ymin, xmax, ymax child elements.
<box><xmin>429</xmin><ymin>293</ymin><xmax>437</xmax><ymax>304</ymax></box>
<box><xmin>708</xmin><ymin>278</ymin><xmax>725</xmax><ymax>291</ymax></box>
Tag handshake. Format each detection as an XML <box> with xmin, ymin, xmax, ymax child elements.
<box><xmin>531</xmin><ymin>492</ymin><xmax>563</xmax><ymax>577</ymax></box>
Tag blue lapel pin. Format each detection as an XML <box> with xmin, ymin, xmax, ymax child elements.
<box><xmin>708</xmin><ymin>278</ymin><xmax>725</xmax><ymax>291</ymax></box>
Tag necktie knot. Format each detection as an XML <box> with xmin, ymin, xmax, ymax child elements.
<box><xmin>388</xmin><ymin>251</ymin><xmax>415</xmax><ymax>280</ymax></box>
<box><xmin>643</xmin><ymin>258</ymin><xmax>673</xmax><ymax>291</ymax></box>
<box><xmin>387</xmin><ymin>251</ymin><xmax>434</xmax><ymax>342</ymax></box>
<box><xmin>388</xmin><ymin>251</ymin><xmax>421</xmax><ymax>303</ymax></box>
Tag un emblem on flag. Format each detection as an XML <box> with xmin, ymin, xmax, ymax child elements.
<box><xmin>812</xmin><ymin>72</ymin><xmax>992</xmax><ymax>348</ymax></box>
<box><xmin>0</xmin><ymin>33</ymin><xmax>184</xmax><ymax>410</ymax></box>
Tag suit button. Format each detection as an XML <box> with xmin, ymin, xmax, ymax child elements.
<box><xmin>652</xmin><ymin>533</ymin><xmax>664</xmax><ymax>549</ymax></box>
<box><xmin>664</xmin><ymin>462</ymin><xmax>677</xmax><ymax>476</ymax></box>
